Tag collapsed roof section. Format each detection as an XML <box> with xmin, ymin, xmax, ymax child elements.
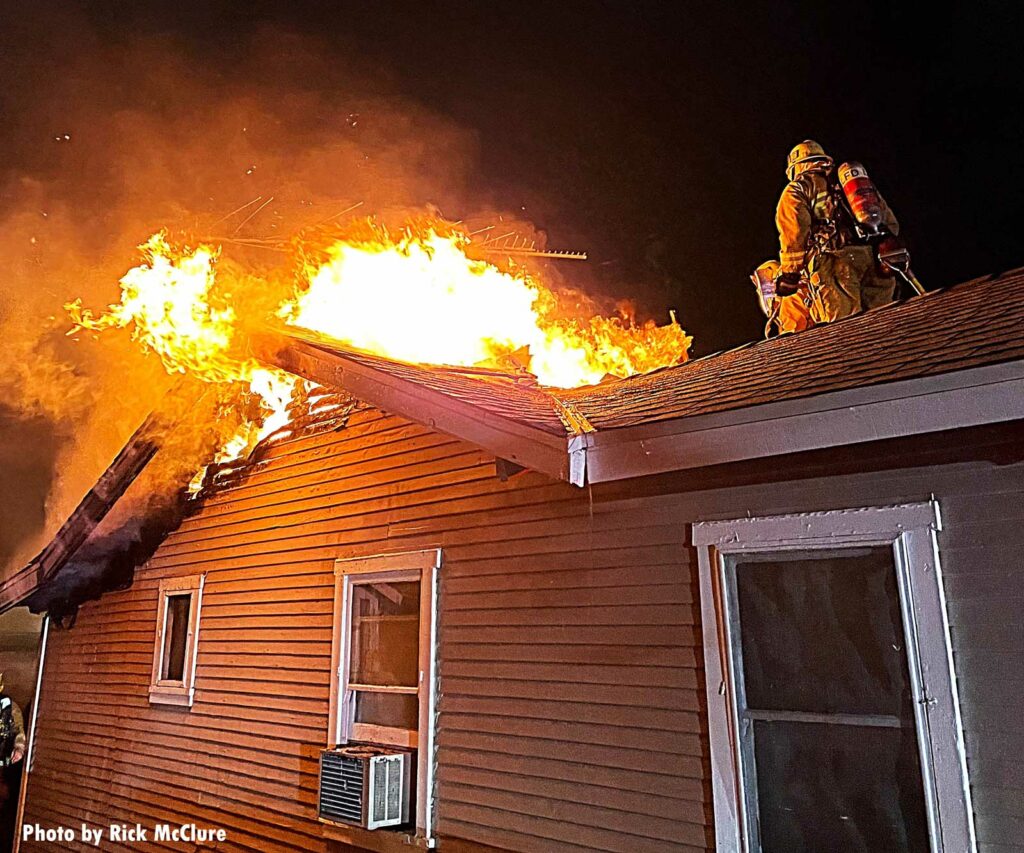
<box><xmin>4</xmin><ymin>268</ymin><xmax>1024</xmax><ymax>614</ymax></box>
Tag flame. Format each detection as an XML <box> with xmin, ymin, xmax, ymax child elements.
<box><xmin>283</xmin><ymin>228</ymin><xmax>689</xmax><ymax>387</ymax></box>
<box><xmin>66</xmin><ymin>232</ymin><xmax>296</xmax><ymax>464</ymax></box>
<box><xmin>66</xmin><ymin>222</ymin><xmax>690</xmax><ymax>483</ymax></box>
<box><xmin>67</xmin><ymin>233</ymin><xmax>234</xmax><ymax>378</ymax></box>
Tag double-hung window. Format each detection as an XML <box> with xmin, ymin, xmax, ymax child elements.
<box><xmin>693</xmin><ymin>503</ymin><xmax>974</xmax><ymax>853</ymax></box>
<box><xmin>330</xmin><ymin>549</ymin><xmax>440</xmax><ymax>839</ymax></box>
<box><xmin>149</xmin><ymin>574</ymin><xmax>204</xmax><ymax>707</ymax></box>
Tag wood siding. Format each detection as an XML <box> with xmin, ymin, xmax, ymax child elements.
<box><xmin>21</xmin><ymin>404</ymin><xmax>1024</xmax><ymax>852</ymax></box>
<box><xmin>22</xmin><ymin>405</ymin><xmax>711</xmax><ymax>852</ymax></box>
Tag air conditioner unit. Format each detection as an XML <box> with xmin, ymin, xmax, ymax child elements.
<box><xmin>319</xmin><ymin>744</ymin><xmax>412</xmax><ymax>830</ymax></box>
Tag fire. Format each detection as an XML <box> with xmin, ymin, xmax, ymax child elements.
<box><xmin>283</xmin><ymin>228</ymin><xmax>690</xmax><ymax>388</ymax></box>
<box><xmin>66</xmin><ymin>233</ymin><xmax>296</xmax><ymax>464</ymax></box>
<box><xmin>67</xmin><ymin>234</ymin><xmax>233</xmax><ymax>378</ymax></box>
<box><xmin>65</xmin><ymin>222</ymin><xmax>689</xmax><ymax>474</ymax></box>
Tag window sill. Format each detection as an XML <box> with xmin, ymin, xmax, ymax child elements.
<box><xmin>148</xmin><ymin>687</ymin><xmax>194</xmax><ymax>707</ymax></box>
<box><xmin>320</xmin><ymin>819</ymin><xmax>434</xmax><ymax>851</ymax></box>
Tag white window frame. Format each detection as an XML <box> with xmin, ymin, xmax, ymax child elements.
<box><xmin>692</xmin><ymin>502</ymin><xmax>975</xmax><ymax>853</ymax></box>
<box><xmin>148</xmin><ymin>574</ymin><xmax>205</xmax><ymax>707</ymax></box>
<box><xmin>329</xmin><ymin>548</ymin><xmax>441</xmax><ymax>841</ymax></box>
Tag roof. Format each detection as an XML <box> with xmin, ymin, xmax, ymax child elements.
<box><xmin>562</xmin><ymin>269</ymin><xmax>1024</xmax><ymax>429</ymax></box>
<box><xmin>274</xmin><ymin>268</ymin><xmax>1024</xmax><ymax>439</ymax></box>
<box><xmin>260</xmin><ymin>269</ymin><xmax>1024</xmax><ymax>487</ymax></box>
<box><xmin>0</xmin><ymin>382</ymin><xmax>212</xmax><ymax>614</ymax></box>
<box><xmin>5</xmin><ymin>268</ymin><xmax>1024</xmax><ymax>614</ymax></box>
<box><xmin>271</xmin><ymin>327</ymin><xmax>572</xmax><ymax>436</ymax></box>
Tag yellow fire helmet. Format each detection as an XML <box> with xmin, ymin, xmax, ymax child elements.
<box><xmin>786</xmin><ymin>139</ymin><xmax>833</xmax><ymax>181</ymax></box>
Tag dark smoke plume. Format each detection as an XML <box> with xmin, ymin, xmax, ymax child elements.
<box><xmin>0</xmin><ymin>9</ymin><xmax>502</xmax><ymax>584</ymax></box>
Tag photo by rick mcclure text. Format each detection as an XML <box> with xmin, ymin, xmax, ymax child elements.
<box><xmin>21</xmin><ymin>823</ymin><xmax>228</xmax><ymax>845</ymax></box>
<box><xmin>0</xmin><ymin>269</ymin><xmax>1022</xmax><ymax>851</ymax></box>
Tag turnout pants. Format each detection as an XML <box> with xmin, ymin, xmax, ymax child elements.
<box><xmin>810</xmin><ymin>245</ymin><xmax>897</xmax><ymax>323</ymax></box>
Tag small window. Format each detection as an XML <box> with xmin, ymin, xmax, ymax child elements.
<box><xmin>149</xmin><ymin>575</ymin><xmax>205</xmax><ymax>707</ymax></box>
<box><xmin>330</xmin><ymin>549</ymin><xmax>440</xmax><ymax>841</ymax></box>
<box><xmin>693</xmin><ymin>504</ymin><xmax>975</xmax><ymax>853</ymax></box>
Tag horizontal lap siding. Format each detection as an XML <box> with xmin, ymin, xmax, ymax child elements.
<box><xmin>626</xmin><ymin>451</ymin><xmax>1024</xmax><ymax>851</ymax></box>
<box><xmin>438</xmin><ymin>533</ymin><xmax>710</xmax><ymax>853</ymax></box>
<box><xmin>28</xmin><ymin>400</ymin><xmax>1016</xmax><ymax>851</ymax></box>
<box><xmin>24</xmin><ymin>406</ymin><xmax>712</xmax><ymax>852</ymax></box>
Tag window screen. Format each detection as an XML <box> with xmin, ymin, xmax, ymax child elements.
<box><xmin>349</xmin><ymin>580</ymin><xmax>420</xmax><ymax>733</ymax></box>
<box><xmin>729</xmin><ymin>548</ymin><xmax>929</xmax><ymax>853</ymax></box>
<box><xmin>161</xmin><ymin>593</ymin><xmax>191</xmax><ymax>682</ymax></box>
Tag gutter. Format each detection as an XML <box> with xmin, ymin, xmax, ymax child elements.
<box><xmin>568</xmin><ymin>360</ymin><xmax>1024</xmax><ymax>485</ymax></box>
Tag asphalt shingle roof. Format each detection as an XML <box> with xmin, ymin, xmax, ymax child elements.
<box><xmin>561</xmin><ymin>269</ymin><xmax>1024</xmax><ymax>430</ymax></box>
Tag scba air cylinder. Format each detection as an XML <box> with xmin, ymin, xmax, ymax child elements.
<box><xmin>838</xmin><ymin>161</ymin><xmax>885</xmax><ymax>238</ymax></box>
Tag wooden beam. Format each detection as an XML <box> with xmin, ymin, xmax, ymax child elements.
<box><xmin>0</xmin><ymin>382</ymin><xmax>207</xmax><ymax>613</ymax></box>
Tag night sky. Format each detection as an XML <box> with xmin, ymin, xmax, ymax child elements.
<box><xmin>2</xmin><ymin>1</ymin><xmax>1023</xmax><ymax>353</ymax></box>
<box><xmin>0</xmin><ymin>0</ymin><xmax>1022</xmax><ymax>568</ymax></box>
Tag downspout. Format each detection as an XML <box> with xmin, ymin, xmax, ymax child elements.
<box><xmin>13</xmin><ymin>614</ymin><xmax>50</xmax><ymax>853</ymax></box>
<box><xmin>567</xmin><ymin>433</ymin><xmax>591</xmax><ymax>487</ymax></box>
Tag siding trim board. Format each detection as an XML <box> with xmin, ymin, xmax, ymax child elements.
<box><xmin>575</xmin><ymin>360</ymin><xmax>1024</xmax><ymax>484</ymax></box>
<box><xmin>693</xmin><ymin>502</ymin><xmax>976</xmax><ymax>853</ymax></box>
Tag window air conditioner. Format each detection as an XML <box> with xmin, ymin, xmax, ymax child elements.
<box><xmin>319</xmin><ymin>744</ymin><xmax>412</xmax><ymax>830</ymax></box>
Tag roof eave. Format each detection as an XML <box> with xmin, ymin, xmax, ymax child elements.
<box><xmin>572</xmin><ymin>360</ymin><xmax>1024</xmax><ymax>484</ymax></box>
<box><xmin>262</xmin><ymin>334</ymin><xmax>575</xmax><ymax>483</ymax></box>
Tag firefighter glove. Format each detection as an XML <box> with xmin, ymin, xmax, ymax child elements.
<box><xmin>775</xmin><ymin>270</ymin><xmax>802</xmax><ymax>296</ymax></box>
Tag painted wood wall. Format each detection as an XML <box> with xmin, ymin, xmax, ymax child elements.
<box><xmin>21</xmin><ymin>404</ymin><xmax>711</xmax><ymax>852</ymax></box>
<box><xmin>20</xmin><ymin>402</ymin><xmax>1024</xmax><ymax>852</ymax></box>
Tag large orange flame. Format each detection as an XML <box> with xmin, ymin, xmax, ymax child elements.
<box><xmin>66</xmin><ymin>223</ymin><xmax>690</xmax><ymax>471</ymax></box>
<box><xmin>66</xmin><ymin>233</ymin><xmax>296</xmax><ymax>464</ymax></box>
<box><xmin>284</xmin><ymin>228</ymin><xmax>690</xmax><ymax>388</ymax></box>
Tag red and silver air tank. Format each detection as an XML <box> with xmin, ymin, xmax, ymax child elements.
<box><xmin>837</xmin><ymin>161</ymin><xmax>886</xmax><ymax>239</ymax></box>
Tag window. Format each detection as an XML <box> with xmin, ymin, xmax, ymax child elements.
<box><xmin>149</xmin><ymin>575</ymin><xmax>205</xmax><ymax>707</ymax></box>
<box><xmin>330</xmin><ymin>549</ymin><xmax>440</xmax><ymax>839</ymax></box>
<box><xmin>693</xmin><ymin>503</ymin><xmax>975</xmax><ymax>853</ymax></box>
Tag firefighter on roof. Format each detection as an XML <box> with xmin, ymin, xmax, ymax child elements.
<box><xmin>775</xmin><ymin>140</ymin><xmax>901</xmax><ymax>323</ymax></box>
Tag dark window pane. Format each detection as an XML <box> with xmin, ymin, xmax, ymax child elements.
<box><xmin>355</xmin><ymin>692</ymin><xmax>419</xmax><ymax>730</ymax></box>
<box><xmin>161</xmin><ymin>594</ymin><xmax>191</xmax><ymax>682</ymax></box>
<box><xmin>350</xmin><ymin>581</ymin><xmax>420</xmax><ymax>687</ymax></box>
<box><xmin>735</xmin><ymin>549</ymin><xmax>911</xmax><ymax>715</ymax></box>
<box><xmin>753</xmin><ymin>720</ymin><xmax>929</xmax><ymax>853</ymax></box>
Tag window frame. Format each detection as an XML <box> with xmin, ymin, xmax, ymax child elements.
<box><xmin>148</xmin><ymin>574</ymin><xmax>205</xmax><ymax>707</ymax></box>
<box><xmin>329</xmin><ymin>548</ymin><xmax>441</xmax><ymax>841</ymax></box>
<box><xmin>692</xmin><ymin>502</ymin><xmax>975</xmax><ymax>853</ymax></box>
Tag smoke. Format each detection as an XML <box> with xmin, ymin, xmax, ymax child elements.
<box><xmin>0</xmin><ymin>11</ymin><xmax>505</xmax><ymax>582</ymax></box>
